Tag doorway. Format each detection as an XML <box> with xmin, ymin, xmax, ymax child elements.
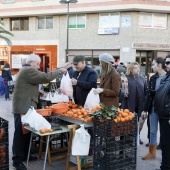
<box><xmin>136</xmin><ymin>51</ymin><xmax>154</xmax><ymax>76</ymax></box>
<box><xmin>35</xmin><ymin>53</ymin><xmax>50</xmax><ymax>72</ymax></box>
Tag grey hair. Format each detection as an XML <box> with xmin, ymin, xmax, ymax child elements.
<box><xmin>21</xmin><ymin>58</ymin><xmax>27</xmax><ymax>66</ymax></box>
<box><xmin>26</xmin><ymin>54</ymin><xmax>41</xmax><ymax>64</ymax></box>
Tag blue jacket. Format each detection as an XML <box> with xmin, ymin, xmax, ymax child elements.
<box><xmin>72</xmin><ymin>66</ymin><xmax>97</xmax><ymax>106</ymax></box>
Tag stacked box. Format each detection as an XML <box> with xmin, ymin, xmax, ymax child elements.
<box><xmin>0</xmin><ymin>117</ymin><xmax>9</xmax><ymax>170</ymax></box>
<box><xmin>93</xmin><ymin>116</ymin><xmax>137</xmax><ymax>170</ymax></box>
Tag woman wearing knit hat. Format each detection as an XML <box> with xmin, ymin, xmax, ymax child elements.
<box><xmin>93</xmin><ymin>53</ymin><xmax>120</xmax><ymax>108</ymax></box>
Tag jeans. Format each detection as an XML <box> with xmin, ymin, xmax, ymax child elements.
<box><xmin>4</xmin><ymin>82</ymin><xmax>9</xmax><ymax>99</ymax></box>
<box><xmin>149</xmin><ymin>106</ymin><xmax>159</xmax><ymax>144</ymax></box>
<box><xmin>159</xmin><ymin>118</ymin><xmax>170</xmax><ymax>170</ymax></box>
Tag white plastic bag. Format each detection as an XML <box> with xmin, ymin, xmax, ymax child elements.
<box><xmin>72</xmin><ymin>124</ymin><xmax>91</xmax><ymax>156</ymax></box>
<box><xmin>60</xmin><ymin>72</ymin><xmax>73</xmax><ymax>97</ymax></box>
<box><xmin>50</xmin><ymin>91</ymin><xmax>59</xmax><ymax>103</ymax></box>
<box><xmin>21</xmin><ymin>107</ymin><xmax>51</xmax><ymax>131</ymax></box>
<box><xmin>45</xmin><ymin>92</ymin><xmax>52</xmax><ymax>101</ymax></box>
<box><xmin>84</xmin><ymin>88</ymin><xmax>100</xmax><ymax>110</ymax></box>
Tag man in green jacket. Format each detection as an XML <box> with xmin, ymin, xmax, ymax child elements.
<box><xmin>12</xmin><ymin>54</ymin><xmax>67</xmax><ymax>170</ymax></box>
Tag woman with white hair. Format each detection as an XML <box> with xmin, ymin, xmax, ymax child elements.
<box><xmin>94</xmin><ymin>53</ymin><xmax>120</xmax><ymax>108</ymax></box>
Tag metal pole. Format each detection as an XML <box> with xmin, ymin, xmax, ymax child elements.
<box><xmin>66</xmin><ymin>2</ymin><xmax>69</xmax><ymax>62</ymax></box>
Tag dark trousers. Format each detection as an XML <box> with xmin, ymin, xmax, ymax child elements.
<box><xmin>159</xmin><ymin>118</ymin><xmax>170</xmax><ymax>170</ymax></box>
<box><xmin>4</xmin><ymin>82</ymin><xmax>9</xmax><ymax>99</ymax></box>
<box><xmin>147</xmin><ymin>115</ymin><xmax>150</xmax><ymax>143</ymax></box>
<box><xmin>12</xmin><ymin>114</ymin><xmax>31</xmax><ymax>165</ymax></box>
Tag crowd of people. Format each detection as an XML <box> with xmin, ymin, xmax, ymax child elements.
<box><xmin>2</xmin><ymin>52</ymin><xmax>169</xmax><ymax>170</ymax></box>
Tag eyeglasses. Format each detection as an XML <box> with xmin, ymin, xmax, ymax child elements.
<box><xmin>165</xmin><ymin>61</ymin><xmax>170</xmax><ymax>65</ymax></box>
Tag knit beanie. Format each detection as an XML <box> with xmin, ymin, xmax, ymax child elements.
<box><xmin>99</xmin><ymin>53</ymin><xmax>115</xmax><ymax>64</ymax></box>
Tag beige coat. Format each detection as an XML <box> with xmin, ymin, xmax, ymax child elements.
<box><xmin>12</xmin><ymin>66</ymin><xmax>61</xmax><ymax>114</ymax></box>
<box><xmin>100</xmin><ymin>67</ymin><xmax>120</xmax><ymax>108</ymax></box>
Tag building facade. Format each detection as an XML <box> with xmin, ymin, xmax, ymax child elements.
<box><xmin>1</xmin><ymin>0</ymin><xmax>170</xmax><ymax>75</ymax></box>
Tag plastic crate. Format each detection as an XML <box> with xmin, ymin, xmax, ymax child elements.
<box><xmin>0</xmin><ymin>117</ymin><xmax>9</xmax><ymax>170</ymax></box>
<box><xmin>93</xmin><ymin>146</ymin><xmax>136</xmax><ymax>170</ymax></box>
<box><xmin>93</xmin><ymin>116</ymin><xmax>137</xmax><ymax>170</ymax></box>
<box><xmin>93</xmin><ymin>116</ymin><xmax>137</xmax><ymax>137</ymax></box>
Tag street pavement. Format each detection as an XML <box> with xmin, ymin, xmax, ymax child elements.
<box><xmin>0</xmin><ymin>94</ymin><xmax>162</xmax><ymax>170</ymax></box>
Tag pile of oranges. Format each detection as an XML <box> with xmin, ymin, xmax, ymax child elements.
<box><xmin>62</xmin><ymin>101</ymin><xmax>94</xmax><ymax>123</ymax></box>
<box><xmin>114</xmin><ymin>109</ymin><xmax>134</xmax><ymax>123</ymax></box>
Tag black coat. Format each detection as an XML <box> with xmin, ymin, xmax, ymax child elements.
<box><xmin>2</xmin><ymin>68</ymin><xmax>12</xmax><ymax>81</ymax></box>
<box><xmin>72</xmin><ymin>66</ymin><xmax>97</xmax><ymax>106</ymax></box>
<box><xmin>143</xmin><ymin>73</ymin><xmax>159</xmax><ymax>113</ymax></box>
<box><xmin>121</xmin><ymin>74</ymin><xmax>147</xmax><ymax>117</ymax></box>
<box><xmin>67</xmin><ymin>67</ymin><xmax>74</xmax><ymax>79</ymax></box>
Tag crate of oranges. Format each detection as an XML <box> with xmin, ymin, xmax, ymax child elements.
<box><xmin>52</xmin><ymin>100</ymin><xmax>94</xmax><ymax>124</ymax></box>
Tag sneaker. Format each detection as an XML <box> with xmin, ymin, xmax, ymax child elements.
<box><xmin>13</xmin><ymin>162</ymin><xmax>27</xmax><ymax>170</ymax></box>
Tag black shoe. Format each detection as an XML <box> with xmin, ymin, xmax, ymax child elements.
<box><xmin>13</xmin><ymin>162</ymin><xmax>27</xmax><ymax>170</ymax></box>
<box><xmin>157</xmin><ymin>144</ymin><xmax>161</xmax><ymax>150</ymax></box>
<box><xmin>23</xmin><ymin>154</ymin><xmax>38</xmax><ymax>161</ymax></box>
<box><xmin>140</xmin><ymin>139</ymin><xmax>143</xmax><ymax>145</ymax></box>
<box><xmin>145</xmin><ymin>143</ymin><xmax>149</xmax><ymax>147</ymax></box>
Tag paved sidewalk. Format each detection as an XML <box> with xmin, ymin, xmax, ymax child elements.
<box><xmin>0</xmin><ymin>94</ymin><xmax>161</xmax><ymax>170</ymax></box>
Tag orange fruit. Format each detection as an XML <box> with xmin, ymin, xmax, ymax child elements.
<box><xmin>121</xmin><ymin>112</ymin><xmax>127</xmax><ymax>118</ymax></box>
<box><xmin>114</xmin><ymin>118</ymin><xmax>118</xmax><ymax>123</ymax></box>
<box><xmin>96</xmin><ymin>105</ymin><xmax>101</xmax><ymax>110</ymax></box>
<box><xmin>83</xmin><ymin>112</ymin><xmax>88</xmax><ymax>116</ymax></box>
<box><xmin>124</xmin><ymin>109</ymin><xmax>130</xmax><ymax>113</ymax></box>
<box><xmin>73</xmin><ymin>114</ymin><xmax>78</xmax><ymax>118</ymax></box>
<box><xmin>77</xmin><ymin>111</ymin><xmax>82</xmax><ymax>115</ymax></box>
<box><xmin>117</xmin><ymin>117</ymin><xmax>120</xmax><ymax>122</ymax></box>
<box><xmin>125</xmin><ymin>117</ymin><xmax>130</xmax><ymax>121</ymax></box>
<box><xmin>39</xmin><ymin>129</ymin><xmax>45</xmax><ymax>134</ymax></box>
<box><xmin>79</xmin><ymin>106</ymin><xmax>83</xmax><ymax>109</ymax></box>
<box><xmin>120</xmin><ymin>118</ymin><xmax>125</xmax><ymax>122</ymax></box>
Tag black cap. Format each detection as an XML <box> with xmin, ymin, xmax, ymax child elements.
<box><xmin>72</xmin><ymin>55</ymin><xmax>85</xmax><ymax>64</ymax></box>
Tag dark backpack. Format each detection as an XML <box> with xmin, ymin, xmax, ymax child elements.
<box><xmin>154</xmin><ymin>75</ymin><xmax>170</xmax><ymax>116</ymax></box>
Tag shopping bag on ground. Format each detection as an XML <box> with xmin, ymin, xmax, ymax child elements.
<box><xmin>60</xmin><ymin>72</ymin><xmax>73</xmax><ymax>97</ymax></box>
<box><xmin>84</xmin><ymin>88</ymin><xmax>100</xmax><ymax>110</ymax></box>
<box><xmin>21</xmin><ymin>106</ymin><xmax>51</xmax><ymax>131</ymax></box>
<box><xmin>72</xmin><ymin>124</ymin><xmax>91</xmax><ymax>156</ymax></box>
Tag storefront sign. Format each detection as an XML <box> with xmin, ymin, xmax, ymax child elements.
<box><xmin>98</xmin><ymin>28</ymin><xmax>119</xmax><ymax>35</ymax></box>
<box><xmin>132</xmin><ymin>43</ymin><xmax>170</xmax><ymax>50</ymax></box>
<box><xmin>12</xmin><ymin>54</ymin><xmax>29</xmax><ymax>69</ymax></box>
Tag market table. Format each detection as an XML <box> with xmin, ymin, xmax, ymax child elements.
<box><xmin>52</xmin><ymin>113</ymin><xmax>93</xmax><ymax>170</ymax></box>
<box><xmin>25</xmin><ymin>123</ymin><xmax>70</xmax><ymax>170</ymax></box>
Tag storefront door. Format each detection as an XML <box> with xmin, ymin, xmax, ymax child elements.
<box><xmin>136</xmin><ymin>51</ymin><xmax>154</xmax><ymax>76</ymax></box>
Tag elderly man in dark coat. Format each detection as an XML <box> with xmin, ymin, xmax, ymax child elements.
<box><xmin>12</xmin><ymin>54</ymin><xmax>67</xmax><ymax>170</ymax></box>
<box><xmin>71</xmin><ymin>55</ymin><xmax>98</xmax><ymax>106</ymax></box>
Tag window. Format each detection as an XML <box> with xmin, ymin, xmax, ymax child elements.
<box><xmin>69</xmin><ymin>15</ymin><xmax>86</xmax><ymax>29</ymax></box>
<box><xmin>99</xmin><ymin>13</ymin><xmax>120</xmax><ymax>28</ymax></box>
<box><xmin>38</xmin><ymin>16</ymin><xmax>53</xmax><ymax>30</ymax></box>
<box><xmin>139</xmin><ymin>12</ymin><xmax>167</xmax><ymax>29</ymax></box>
<box><xmin>10</xmin><ymin>18</ymin><xmax>29</xmax><ymax>31</ymax></box>
<box><xmin>3</xmin><ymin>0</ymin><xmax>15</xmax><ymax>3</ymax></box>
